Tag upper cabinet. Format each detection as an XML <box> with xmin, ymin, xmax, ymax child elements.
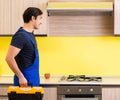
<box><xmin>114</xmin><ymin>0</ymin><xmax>120</xmax><ymax>35</ymax></box>
<box><xmin>0</xmin><ymin>0</ymin><xmax>11</xmax><ymax>35</ymax></box>
<box><xmin>1</xmin><ymin>0</ymin><xmax>120</xmax><ymax>36</ymax></box>
<box><xmin>47</xmin><ymin>1</ymin><xmax>114</xmax><ymax>36</ymax></box>
<box><xmin>11</xmin><ymin>0</ymin><xmax>48</xmax><ymax>36</ymax></box>
<box><xmin>0</xmin><ymin>0</ymin><xmax>48</xmax><ymax>36</ymax></box>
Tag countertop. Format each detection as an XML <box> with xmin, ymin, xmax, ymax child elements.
<box><xmin>1</xmin><ymin>75</ymin><xmax>120</xmax><ymax>85</ymax></box>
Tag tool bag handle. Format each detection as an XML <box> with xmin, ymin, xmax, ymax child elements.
<box><xmin>18</xmin><ymin>82</ymin><xmax>33</xmax><ymax>87</ymax></box>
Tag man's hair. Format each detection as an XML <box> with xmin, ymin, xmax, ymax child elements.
<box><xmin>23</xmin><ymin>7</ymin><xmax>43</xmax><ymax>23</ymax></box>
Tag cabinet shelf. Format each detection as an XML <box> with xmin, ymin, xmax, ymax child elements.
<box><xmin>47</xmin><ymin>2</ymin><xmax>113</xmax><ymax>16</ymax></box>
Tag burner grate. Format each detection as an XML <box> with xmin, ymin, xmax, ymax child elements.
<box><xmin>63</xmin><ymin>75</ymin><xmax>102</xmax><ymax>82</ymax></box>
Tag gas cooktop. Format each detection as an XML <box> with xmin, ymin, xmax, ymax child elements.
<box><xmin>60</xmin><ymin>75</ymin><xmax>102</xmax><ymax>82</ymax></box>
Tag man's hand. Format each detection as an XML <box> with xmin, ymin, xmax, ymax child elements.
<box><xmin>19</xmin><ymin>76</ymin><xmax>28</xmax><ymax>87</ymax></box>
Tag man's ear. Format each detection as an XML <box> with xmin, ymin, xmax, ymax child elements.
<box><xmin>31</xmin><ymin>16</ymin><xmax>36</xmax><ymax>21</ymax></box>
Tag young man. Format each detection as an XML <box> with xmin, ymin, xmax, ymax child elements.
<box><xmin>6</xmin><ymin>7</ymin><xmax>43</xmax><ymax>87</ymax></box>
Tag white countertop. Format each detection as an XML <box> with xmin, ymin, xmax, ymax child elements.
<box><xmin>41</xmin><ymin>76</ymin><xmax>120</xmax><ymax>85</ymax></box>
<box><xmin>1</xmin><ymin>75</ymin><xmax>120</xmax><ymax>85</ymax></box>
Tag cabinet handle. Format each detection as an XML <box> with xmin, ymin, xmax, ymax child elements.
<box><xmin>66</xmin><ymin>89</ymin><xmax>70</xmax><ymax>92</ymax></box>
<box><xmin>90</xmin><ymin>88</ymin><xmax>94</xmax><ymax>92</ymax></box>
<box><xmin>78</xmin><ymin>89</ymin><xmax>82</xmax><ymax>92</ymax></box>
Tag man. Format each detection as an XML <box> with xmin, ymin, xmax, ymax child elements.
<box><xmin>6</xmin><ymin>7</ymin><xmax>43</xmax><ymax>87</ymax></box>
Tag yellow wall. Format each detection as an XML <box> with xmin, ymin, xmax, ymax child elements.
<box><xmin>1</xmin><ymin>36</ymin><xmax>120</xmax><ymax>76</ymax></box>
<box><xmin>0</xmin><ymin>37</ymin><xmax>12</xmax><ymax>75</ymax></box>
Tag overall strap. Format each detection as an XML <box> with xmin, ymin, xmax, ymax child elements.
<box><xmin>23</xmin><ymin>32</ymin><xmax>35</xmax><ymax>46</ymax></box>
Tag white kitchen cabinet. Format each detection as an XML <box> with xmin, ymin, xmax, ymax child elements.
<box><xmin>43</xmin><ymin>87</ymin><xmax>57</xmax><ymax>100</ymax></box>
<box><xmin>102</xmin><ymin>86</ymin><xmax>120</xmax><ymax>100</ymax></box>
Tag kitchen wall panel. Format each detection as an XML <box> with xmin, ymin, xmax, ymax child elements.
<box><xmin>0</xmin><ymin>37</ymin><xmax>12</xmax><ymax>75</ymax></box>
<box><xmin>1</xmin><ymin>36</ymin><xmax>120</xmax><ymax>76</ymax></box>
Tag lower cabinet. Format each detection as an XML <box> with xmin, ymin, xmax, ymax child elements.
<box><xmin>0</xmin><ymin>97</ymin><xmax>8</xmax><ymax>100</ymax></box>
<box><xmin>102</xmin><ymin>86</ymin><xmax>120</xmax><ymax>100</ymax></box>
<box><xmin>0</xmin><ymin>85</ymin><xmax>9</xmax><ymax>100</ymax></box>
<box><xmin>2</xmin><ymin>84</ymin><xmax>120</xmax><ymax>100</ymax></box>
<box><xmin>0</xmin><ymin>85</ymin><xmax>57</xmax><ymax>100</ymax></box>
<box><xmin>43</xmin><ymin>87</ymin><xmax>57</xmax><ymax>100</ymax></box>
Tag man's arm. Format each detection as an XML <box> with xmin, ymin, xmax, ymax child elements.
<box><xmin>5</xmin><ymin>45</ymin><xmax>27</xmax><ymax>87</ymax></box>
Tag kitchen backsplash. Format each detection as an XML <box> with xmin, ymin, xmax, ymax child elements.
<box><xmin>0</xmin><ymin>36</ymin><xmax>120</xmax><ymax>76</ymax></box>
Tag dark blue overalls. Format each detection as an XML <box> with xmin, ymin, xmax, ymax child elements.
<box><xmin>14</xmin><ymin>29</ymin><xmax>40</xmax><ymax>86</ymax></box>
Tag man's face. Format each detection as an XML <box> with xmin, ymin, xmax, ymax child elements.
<box><xmin>33</xmin><ymin>15</ymin><xmax>43</xmax><ymax>29</ymax></box>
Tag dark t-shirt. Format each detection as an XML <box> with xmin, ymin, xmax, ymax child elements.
<box><xmin>11</xmin><ymin>28</ymin><xmax>37</xmax><ymax>68</ymax></box>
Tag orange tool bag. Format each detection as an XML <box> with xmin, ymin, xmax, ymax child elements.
<box><xmin>7</xmin><ymin>86</ymin><xmax>44</xmax><ymax>100</ymax></box>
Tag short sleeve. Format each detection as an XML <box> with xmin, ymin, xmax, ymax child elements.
<box><xmin>10</xmin><ymin>32</ymin><xmax>27</xmax><ymax>49</ymax></box>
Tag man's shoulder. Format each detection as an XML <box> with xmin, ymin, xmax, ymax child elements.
<box><xmin>11</xmin><ymin>31</ymin><xmax>28</xmax><ymax>49</ymax></box>
<box><xmin>13</xmin><ymin>31</ymin><xmax>28</xmax><ymax>40</ymax></box>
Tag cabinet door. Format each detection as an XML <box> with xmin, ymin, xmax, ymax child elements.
<box><xmin>0</xmin><ymin>0</ymin><xmax>11</xmax><ymax>35</ymax></box>
<box><xmin>102</xmin><ymin>87</ymin><xmax>120</xmax><ymax>100</ymax></box>
<box><xmin>11</xmin><ymin>0</ymin><xmax>48</xmax><ymax>35</ymax></box>
<box><xmin>0</xmin><ymin>0</ymin><xmax>48</xmax><ymax>35</ymax></box>
<box><xmin>0</xmin><ymin>85</ymin><xmax>9</xmax><ymax>100</ymax></box>
<box><xmin>43</xmin><ymin>87</ymin><xmax>57</xmax><ymax>100</ymax></box>
<box><xmin>0</xmin><ymin>85</ymin><xmax>8</xmax><ymax>96</ymax></box>
<box><xmin>114</xmin><ymin>0</ymin><xmax>120</xmax><ymax>35</ymax></box>
<box><xmin>0</xmin><ymin>97</ymin><xmax>8</xmax><ymax>100</ymax></box>
<box><xmin>11</xmin><ymin>0</ymin><xmax>24</xmax><ymax>35</ymax></box>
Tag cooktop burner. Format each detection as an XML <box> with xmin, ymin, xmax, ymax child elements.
<box><xmin>60</xmin><ymin>75</ymin><xmax>102</xmax><ymax>82</ymax></box>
